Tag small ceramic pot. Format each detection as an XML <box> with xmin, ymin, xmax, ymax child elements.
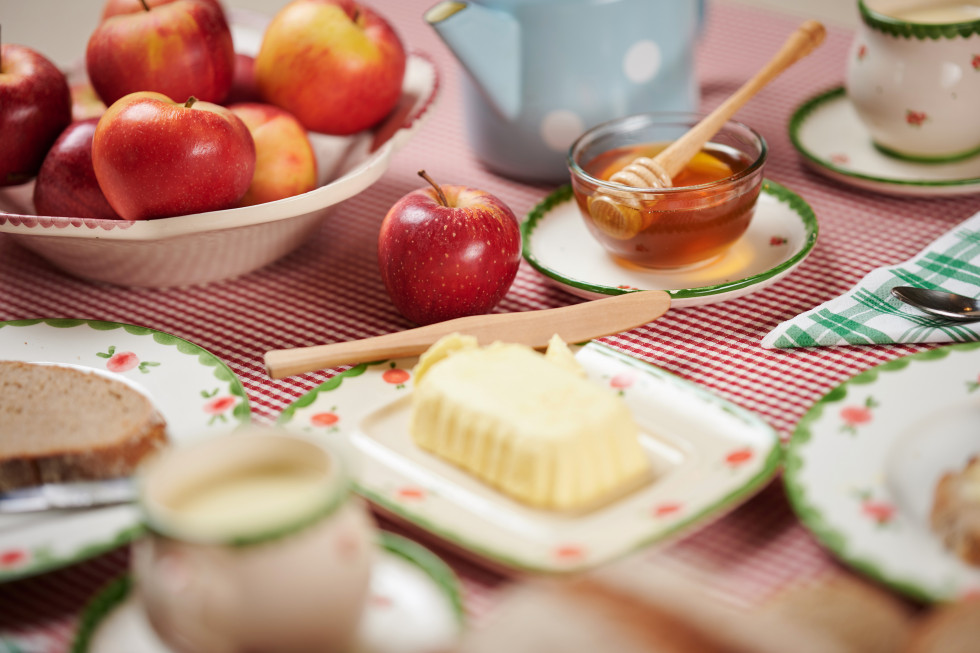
<box><xmin>845</xmin><ymin>0</ymin><xmax>980</xmax><ymax>162</ymax></box>
<box><xmin>131</xmin><ymin>429</ymin><xmax>376</xmax><ymax>653</ymax></box>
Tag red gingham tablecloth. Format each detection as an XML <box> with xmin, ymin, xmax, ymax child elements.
<box><xmin>2</xmin><ymin>1</ymin><xmax>976</xmax><ymax>650</ymax></box>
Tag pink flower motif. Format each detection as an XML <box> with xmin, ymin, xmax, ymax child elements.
<box><xmin>857</xmin><ymin>44</ymin><xmax>867</xmax><ymax>61</ymax></box>
<box><xmin>554</xmin><ymin>545</ymin><xmax>585</xmax><ymax>562</ymax></box>
<box><xmin>725</xmin><ymin>448</ymin><xmax>754</xmax><ymax>466</ymax></box>
<box><xmin>382</xmin><ymin>362</ymin><xmax>410</xmax><ymax>388</ymax></box>
<box><xmin>840</xmin><ymin>396</ymin><xmax>878</xmax><ymax>435</ymax></box>
<box><xmin>106</xmin><ymin>351</ymin><xmax>138</xmax><ymax>372</ymax></box>
<box><xmin>609</xmin><ymin>372</ymin><xmax>636</xmax><ymax>391</ymax></box>
<box><xmin>861</xmin><ymin>500</ymin><xmax>896</xmax><ymax>525</ymax></box>
<box><xmin>906</xmin><ymin>110</ymin><xmax>928</xmax><ymax>127</ymax></box>
<box><xmin>0</xmin><ymin>549</ymin><xmax>27</xmax><ymax>568</ymax></box>
<box><xmin>311</xmin><ymin>411</ymin><xmax>340</xmax><ymax>427</ymax></box>
<box><xmin>830</xmin><ymin>153</ymin><xmax>850</xmax><ymax>166</ymax></box>
<box><xmin>841</xmin><ymin>405</ymin><xmax>873</xmax><ymax>426</ymax></box>
<box><xmin>972</xmin><ymin>54</ymin><xmax>980</xmax><ymax>70</ymax></box>
<box><xmin>616</xmin><ymin>285</ymin><xmax>640</xmax><ymax>290</ymax></box>
<box><xmin>97</xmin><ymin>346</ymin><xmax>159</xmax><ymax>373</ymax></box>
<box><xmin>770</xmin><ymin>236</ymin><xmax>788</xmax><ymax>246</ymax></box>
<box><xmin>396</xmin><ymin>486</ymin><xmax>426</xmax><ymax>501</ymax></box>
<box><xmin>204</xmin><ymin>396</ymin><xmax>236</xmax><ymax>415</ymax></box>
<box><xmin>652</xmin><ymin>502</ymin><xmax>682</xmax><ymax>517</ymax></box>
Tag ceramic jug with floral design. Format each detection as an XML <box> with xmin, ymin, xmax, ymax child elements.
<box><xmin>132</xmin><ymin>429</ymin><xmax>376</xmax><ymax>653</ymax></box>
<box><xmin>845</xmin><ymin>0</ymin><xmax>980</xmax><ymax>162</ymax></box>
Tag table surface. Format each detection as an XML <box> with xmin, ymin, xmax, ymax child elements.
<box><xmin>3</xmin><ymin>0</ymin><xmax>978</xmax><ymax>650</ymax></box>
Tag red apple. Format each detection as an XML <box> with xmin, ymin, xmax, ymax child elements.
<box><xmin>86</xmin><ymin>0</ymin><xmax>235</xmax><ymax>106</ymax></box>
<box><xmin>100</xmin><ymin>0</ymin><xmax>225</xmax><ymax>20</ymax></box>
<box><xmin>378</xmin><ymin>171</ymin><xmax>522</xmax><ymax>325</ymax></box>
<box><xmin>224</xmin><ymin>53</ymin><xmax>261</xmax><ymax>105</ymax></box>
<box><xmin>34</xmin><ymin>119</ymin><xmax>121</xmax><ymax>220</ymax></box>
<box><xmin>0</xmin><ymin>44</ymin><xmax>72</xmax><ymax>186</ymax></box>
<box><xmin>228</xmin><ymin>102</ymin><xmax>317</xmax><ymax>206</ymax></box>
<box><xmin>255</xmin><ymin>0</ymin><xmax>406</xmax><ymax>135</ymax></box>
<box><xmin>92</xmin><ymin>92</ymin><xmax>255</xmax><ymax>220</ymax></box>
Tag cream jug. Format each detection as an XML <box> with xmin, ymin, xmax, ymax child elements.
<box><xmin>426</xmin><ymin>0</ymin><xmax>704</xmax><ymax>182</ymax></box>
<box><xmin>131</xmin><ymin>429</ymin><xmax>376</xmax><ymax>653</ymax></box>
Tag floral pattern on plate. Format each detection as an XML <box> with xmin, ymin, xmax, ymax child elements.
<box><xmin>0</xmin><ymin>319</ymin><xmax>250</xmax><ymax>582</ymax></box>
<box><xmin>278</xmin><ymin>341</ymin><xmax>780</xmax><ymax>574</ymax></box>
<box><xmin>785</xmin><ymin>341</ymin><xmax>980</xmax><ymax>602</ymax></box>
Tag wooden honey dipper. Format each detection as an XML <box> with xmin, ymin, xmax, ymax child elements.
<box><xmin>591</xmin><ymin>20</ymin><xmax>826</xmax><ymax>239</ymax></box>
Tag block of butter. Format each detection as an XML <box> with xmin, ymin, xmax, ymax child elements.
<box><xmin>409</xmin><ymin>334</ymin><xmax>651</xmax><ymax>512</ymax></box>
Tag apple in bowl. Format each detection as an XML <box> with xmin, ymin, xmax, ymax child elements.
<box><xmin>92</xmin><ymin>92</ymin><xmax>255</xmax><ymax>220</ymax></box>
<box><xmin>86</xmin><ymin>0</ymin><xmax>236</xmax><ymax>105</ymax></box>
<box><xmin>0</xmin><ymin>44</ymin><xmax>72</xmax><ymax>187</ymax></box>
<box><xmin>378</xmin><ymin>171</ymin><xmax>522</xmax><ymax>325</ymax></box>
<box><xmin>228</xmin><ymin>103</ymin><xmax>317</xmax><ymax>206</ymax></box>
<box><xmin>255</xmin><ymin>0</ymin><xmax>406</xmax><ymax>135</ymax></box>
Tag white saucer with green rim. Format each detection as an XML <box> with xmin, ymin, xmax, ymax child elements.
<box><xmin>789</xmin><ymin>87</ymin><xmax>980</xmax><ymax>197</ymax></box>
<box><xmin>72</xmin><ymin>532</ymin><xmax>464</xmax><ymax>653</ymax></box>
<box><xmin>0</xmin><ymin>319</ymin><xmax>250</xmax><ymax>583</ymax></box>
<box><xmin>785</xmin><ymin>342</ymin><xmax>980</xmax><ymax>603</ymax></box>
<box><xmin>521</xmin><ymin>181</ymin><xmax>817</xmax><ymax>307</ymax></box>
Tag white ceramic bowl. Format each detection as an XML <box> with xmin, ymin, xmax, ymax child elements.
<box><xmin>0</xmin><ymin>10</ymin><xmax>439</xmax><ymax>288</ymax></box>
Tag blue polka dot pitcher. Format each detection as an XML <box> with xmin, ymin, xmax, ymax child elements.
<box><xmin>425</xmin><ymin>0</ymin><xmax>704</xmax><ymax>182</ymax></box>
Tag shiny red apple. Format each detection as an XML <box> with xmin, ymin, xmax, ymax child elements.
<box><xmin>0</xmin><ymin>44</ymin><xmax>72</xmax><ymax>186</ymax></box>
<box><xmin>255</xmin><ymin>0</ymin><xmax>406</xmax><ymax>135</ymax></box>
<box><xmin>92</xmin><ymin>92</ymin><xmax>255</xmax><ymax>220</ymax></box>
<box><xmin>228</xmin><ymin>102</ymin><xmax>317</xmax><ymax>206</ymax></box>
<box><xmin>100</xmin><ymin>0</ymin><xmax>225</xmax><ymax>20</ymax></box>
<box><xmin>378</xmin><ymin>170</ymin><xmax>522</xmax><ymax>325</ymax></box>
<box><xmin>86</xmin><ymin>0</ymin><xmax>235</xmax><ymax>106</ymax></box>
<box><xmin>34</xmin><ymin>119</ymin><xmax>121</xmax><ymax>220</ymax></box>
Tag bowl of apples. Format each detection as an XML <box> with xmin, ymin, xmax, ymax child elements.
<box><xmin>0</xmin><ymin>3</ymin><xmax>439</xmax><ymax>288</ymax></box>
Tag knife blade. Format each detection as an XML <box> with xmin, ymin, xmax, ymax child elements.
<box><xmin>0</xmin><ymin>477</ymin><xmax>136</xmax><ymax>514</ymax></box>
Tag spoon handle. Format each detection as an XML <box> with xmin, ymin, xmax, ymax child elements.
<box><xmin>264</xmin><ymin>290</ymin><xmax>671</xmax><ymax>378</ymax></box>
<box><xmin>654</xmin><ymin>20</ymin><xmax>826</xmax><ymax>181</ymax></box>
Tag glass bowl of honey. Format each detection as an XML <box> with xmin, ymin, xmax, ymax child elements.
<box><xmin>568</xmin><ymin>113</ymin><xmax>767</xmax><ymax>269</ymax></box>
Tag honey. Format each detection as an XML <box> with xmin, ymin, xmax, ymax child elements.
<box><xmin>571</xmin><ymin>141</ymin><xmax>762</xmax><ymax>269</ymax></box>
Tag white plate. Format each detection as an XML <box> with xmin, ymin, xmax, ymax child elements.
<box><xmin>785</xmin><ymin>342</ymin><xmax>980</xmax><ymax>602</ymax></box>
<box><xmin>521</xmin><ymin>181</ymin><xmax>817</xmax><ymax>307</ymax></box>
<box><xmin>789</xmin><ymin>87</ymin><xmax>980</xmax><ymax>197</ymax></box>
<box><xmin>277</xmin><ymin>341</ymin><xmax>780</xmax><ymax>574</ymax></box>
<box><xmin>0</xmin><ymin>9</ymin><xmax>440</xmax><ymax>287</ymax></box>
<box><xmin>74</xmin><ymin>532</ymin><xmax>463</xmax><ymax>653</ymax></box>
<box><xmin>0</xmin><ymin>319</ymin><xmax>250</xmax><ymax>582</ymax></box>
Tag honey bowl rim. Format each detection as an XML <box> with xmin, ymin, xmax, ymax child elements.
<box><xmin>566</xmin><ymin>112</ymin><xmax>769</xmax><ymax>196</ymax></box>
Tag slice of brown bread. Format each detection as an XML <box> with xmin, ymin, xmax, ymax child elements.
<box><xmin>931</xmin><ymin>455</ymin><xmax>980</xmax><ymax>566</ymax></box>
<box><xmin>0</xmin><ymin>360</ymin><xmax>168</xmax><ymax>491</ymax></box>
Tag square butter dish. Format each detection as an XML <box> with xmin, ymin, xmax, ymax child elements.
<box><xmin>278</xmin><ymin>342</ymin><xmax>780</xmax><ymax>574</ymax></box>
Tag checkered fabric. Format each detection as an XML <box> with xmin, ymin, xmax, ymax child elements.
<box><xmin>764</xmin><ymin>211</ymin><xmax>980</xmax><ymax>347</ymax></box>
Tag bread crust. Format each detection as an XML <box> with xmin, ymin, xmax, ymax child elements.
<box><xmin>931</xmin><ymin>455</ymin><xmax>980</xmax><ymax>566</ymax></box>
<box><xmin>0</xmin><ymin>361</ymin><xmax>169</xmax><ymax>491</ymax></box>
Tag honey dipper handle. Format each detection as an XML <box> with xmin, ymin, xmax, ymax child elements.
<box><xmin>655</xmin><ymin>20</ymin><xmax>826</xmax><ymax>180</ymax></box>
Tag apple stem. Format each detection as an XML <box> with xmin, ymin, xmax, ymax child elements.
<box><xmin>139</xmin><ymin>0</ymin><xmax>150</xmax><ymax>11</ymax></box>
<box><xmin>418</xmin><ymin>170</ymin><xmax>449</xmax><ymax>208</ymax></box>
<box><xmin>184</xmin><ymin>96</ymin><xmax>198</xmax><ymax>109</ymax></box>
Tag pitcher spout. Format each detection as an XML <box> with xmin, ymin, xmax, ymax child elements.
<box><xmin>425</xmin><ymin>1</ymin><xmax>521</xmax><ymax>119</ymax></box>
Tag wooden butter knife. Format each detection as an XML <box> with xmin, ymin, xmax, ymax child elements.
<box><xmin>264</xmin><ymin>289</ymin><xmax>670</xmax><ymax>379</ymax></box>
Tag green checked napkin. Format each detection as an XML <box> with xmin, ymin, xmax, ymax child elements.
<box><xmin>763</xmin><ymin>210</ymin><xmax>980</xmax><ymax>348</ymax></box>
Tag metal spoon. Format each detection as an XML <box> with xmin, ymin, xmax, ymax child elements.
<box><xmin>891</xmin><ymin>286</ymin><xmax>980</xmax><ymax>322</ymax></box>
